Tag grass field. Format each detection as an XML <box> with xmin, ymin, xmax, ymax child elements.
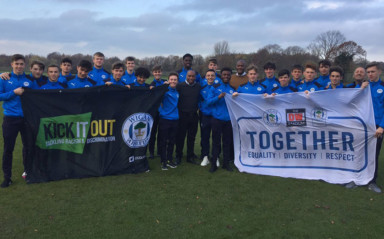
<box><xmin>1</xmin><ymin>110</ymin><xmax>384</xmax><ymax>238</ymax></box>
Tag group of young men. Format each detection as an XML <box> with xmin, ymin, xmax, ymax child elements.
<box><xmin>0</xmin><ymin>52</ymin><xmax>383</xmax><ymax>194</ymax></box>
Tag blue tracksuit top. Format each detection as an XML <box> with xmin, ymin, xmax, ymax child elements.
<box><xmin>260</xmin><ymin>76</ymin><xmax>280</xmax><ymax>94</ymax></box>
<box><xmin>129</xmin><ymin>82</ymin><xmax>150</xmax><ymax>88</ymax></box>
<box><xmin>37</xmin><ymin>81</ymin><xmax>66</xmax><ymax>90</ymax></box>
<box><xmin>237</xmin><ymin>81</ymin><xmax>267</xmax><ymax>94</ymax></box>
<box><xmin>207</xmin><ymin>83</ymin><xmax>236</xmax><ymax>121</ymax></box>
<box><xmin>289</xmin><ymin>79</ymin><xmax>302</xmax><ymax>89</ymax></box>
<box><xmin>103</xmin><ymin>76</ymin><xmax>128</xmax><ymax>86</ymax></box>
<box><xmin>199</xmin><ymin>84</ymin><xmax>214</xmax><ymax>116</ymax></box>
<box><xmin>298</xmin><ymin>80</ymin><xmax>322</xmax><ymax>92</ymax></box>
<box><xmin>67</xmin><ymin>75</ymin><xmax>97</xmax><ymax>89</ymax></box>
<box><xmin>370</xmin><ymin>79</ymin><xmax>384</xmax><ymax>127</ymax></box>
<box><xmin>121</xmin><ymin>71</ymin><xmax>137</xmax><ymax>85</ymax></box>
<box><xmin>30</xmin><ymin>74</ymin><xmax>48</xmax><ymax>87</ymax></box>
<box><xmin>271</xmin><ymin>85</ymin><xmax>297</xmax><ymax>94</ymax></box>
<box><xmin>88</xmin><ymin>67</ymin><xmax>110</xmax><ymax>86</ymax></box>
<box><xmin>346</xmin><ymin>82</ymin><xmax>362</xmax><ymax>88</ymax></box>
<box><xmin>0</xmin><ymin>72</ymin><xmax>33</xmax><ymax>117</ymax></box>
<box><xmin>159</xmin><ymin>87</ymin><xmax>179</xmax><ymax>120</ymax></box>
<box><xmin>315</xmin><ymin>75</ymin><xmax>330</xmax><ymax>88</ymax></box>
<box><xmin>58</xmin><ymin>73</ymin><xmax>72</xmax><ymax>84</ymax></box>
<box><xmin>150</xmin><ymin>79</ymin><xmax>166</xmax><ymax>87</ymax></box>
<box><xmin>178</xmin><ymin>68</ymin><xmax>202</xmax><ymax>84</ymax></box>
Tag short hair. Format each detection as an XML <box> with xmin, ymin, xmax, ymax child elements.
<box><xmin>183</xmin><ymin>53</ymin><xmax>193</xmax><ymax>60</ymax></box>
<box><xmin>168</xmin><ymin>72</ymin><xmax>179</xmax><ymax>80</ymax></box>
<box><xmin>278</xmin><ymin>69</ymin><xmax>290</xmax><ymax>77</ymax></box>
<box><xmin>124</xmin><ymin>56</ymin><xmax>135</xmax><ymax>63</ymax></box>
<box><xmin>47</xmin><ymin>64</ymin><xmax>60</xmax><ymax>71</ymax></box>
<box><xmin>61</xmin><ymin>57</ymin><xmax>72</xmax><ymax>65</ymax></box>
<box><xmin>135</xmin><ymin>67</ymin><xmax>150</xmax><ymax>78</ymax></box>
<box><xmin>208</xmin><ymin>58</ymin><xmax>218</xmax><ymax>65</ymax></box>
<box><xmin>246</xmin><ymin>65</ymin><xmax>258</xmax><ymax>73</ymax></box>
<box><xmin>77</xmin><ymin>60</ymin><xmax>93</xmax><ymax>72</ymax></box>
<box><xmin>292</xmin><ymin>64</ymin><xmax>303</xmax><ymax>72</ymax></box>
<box><xmin>93</xmin><ymin>52</ymin><xmax>105</xmax><ymax>58</ymax></box>
<box><xmin>329</xmin><ymin>66</ymin><xmax>344</xmax><ymax>77</ymax></box>
<box><xmin>11</xmin><ymin>54</ymin><xmax>25</xmax><ymax>63</ymax></box>
<box><xmin>304</xmin><ymin>62</ymin><xmax>317</xmax><ymax>72</ymax></box>
<box><xmin>263</xmin><ymin>62</ymin><xmax>276</xmax><ymax>70</ymax></box>
<box><xmin>221</xmin><ymin>67</ymin><xmax>232</xmax><ymax>74</ymax></box>
<box><xmin>206</xmin><ymin>69</ymin><xmax>215</xmax><ymax>75</ymax></box>
<box><xmin>112</xmin><ymin>62</ymin><xmax>125</xmax><ymax>70</ymax></box>
<box><xmin>319</xmin><ymin>59</ymin><xmax>331</xmax><ymax>67</ymax></box>
<box><xmin>366</xmin><ymin>62</ymin><xmax>382</xmax><ymax>70</ymax></box>
<box><xmin>152</xmin><ymin>65</ymin><xmax>162</xmax><ymax>72</ymax></box>
<box><xmin>30</xmin><ymin>60</ymin><xmax>45</xmax><ymax>70</ymax></box>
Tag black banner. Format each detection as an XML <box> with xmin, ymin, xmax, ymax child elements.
<box><xmin>21</xmin><ymin>85</ymin><xmax>168</xmax><ymax>183</ymax></box>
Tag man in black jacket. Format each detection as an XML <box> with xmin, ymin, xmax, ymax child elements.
<box><xmin>175</xmin><ymin>70</ymin><xmax>201</xmax><ymax>165</ymax></box>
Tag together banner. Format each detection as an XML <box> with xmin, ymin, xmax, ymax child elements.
<box><xmin>226</xmin><ymin>88</ymin><xmax>377</xmax><ymax>185</ymax></box>
<box><xmin>21</xmin><ymin>85</ymin><xmax>168</xmax><ymax>183</ymax></box>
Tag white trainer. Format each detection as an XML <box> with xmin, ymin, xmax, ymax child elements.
<box><xmin>216</xmin><ymin>158</ymin><xmax>220</xmax><ymax>167</ymax></box>
<box><xmin>200</xmin><ymin>156</ymin><xmax>210</xmax><ymax>166</ymax></box>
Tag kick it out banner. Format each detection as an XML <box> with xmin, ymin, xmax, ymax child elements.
<box><xmin>21</xmin><ymin>85</ymin><xmax>167</xmax><ymax>183</ymax></box>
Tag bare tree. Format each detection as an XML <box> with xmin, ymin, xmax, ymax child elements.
<box><xmin>307</xmin><ymin>30</ymin><xmax>346</xmax><ymax>60</ymax></box>
<box><xmin>214</xmin><ymin>41</ymin><xmax>230</xmax><ymax>55</ymax></box>
<box><xmin>262</xmin><ymin>44</ymin><xmax>283</xmax><ymax>54</ymax></box>
<box><xmin>283</xmin><ymin>46</ymin><xmax>306</xmax><ymax>55</ymax></box>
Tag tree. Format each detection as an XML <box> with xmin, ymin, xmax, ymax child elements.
<box><xmin>214</xmin><ymin>41</ymin><xmax>230</xmax><ymax>55</ymax></box>
<box><xmin>307</xmin><ymin>30</ymin><xmax>346</xmax><ymax>60</ymax></box>
<box><xmin>262</xmin><ymin>44</ymin><xmax>283</xmax><ymax>54</ymax></box>
<box><xmin>283</xmin><ymin>46</ymin><xmax>306</xmax><ymax>55</ymax></box>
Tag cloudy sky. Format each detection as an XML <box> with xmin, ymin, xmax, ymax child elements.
<box><xmin>0</xmin><ymin>0</ymin><xmax>383</xmax><ymax>61</ymax></box>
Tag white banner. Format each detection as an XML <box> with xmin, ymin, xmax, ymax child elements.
<box><xmin>226</xmin><ymin>88</ymin><xmax>377</xmax><ymax>185</ymax></box>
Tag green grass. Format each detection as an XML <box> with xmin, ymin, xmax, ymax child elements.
<box><xmin>1</xmin><ymin>113</ymin><xmax>384</xmax><ymax>238</ymax></box>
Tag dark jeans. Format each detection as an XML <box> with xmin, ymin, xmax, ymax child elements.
<box><xmin>158</xmin><ymin>118</ymin><xmax>178</xmax><ymax>163</ymax></box>
<box><xmin>372</xmin><ymin>126</ymin><xmax>383</xmax><ymax>183</ymax></box>
<box><xmin>176</xmin><ymin>112</ymin><xmax>198</xmax><ymax>159</ymax></box>
<box><xmin>200</xmin><ymin>114</ymin><xmax>212</xmax><ymax>158</ymax></box>
<box><xmin>2</xmin><ymin>116</ymin><xmax>28</xmax><ymax>179</ymax></box>
<box><xmin>211</xmin><ymin>118</ymin><xmax>233</xmax><ymax>166</ymax></box>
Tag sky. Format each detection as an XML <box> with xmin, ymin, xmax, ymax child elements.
<box><xmin>0</xmin><ymin>0</ymin><xmax>383</xmax><ymax>61</ymax></box>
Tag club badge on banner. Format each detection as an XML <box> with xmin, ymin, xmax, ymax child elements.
<box><xmin>225</xmin><ymin>88</ymin><xmax>377</xmax><ymax>185</ymax></box>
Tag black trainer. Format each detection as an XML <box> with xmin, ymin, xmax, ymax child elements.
<box><xmin>167</xmin><ymin>161</ymin><xmax>177</xmax><ymax>168</ymax></box>
<box><xmin>1</xmin><ymin>178</ymin><xmax>12</xmax><ymax>188</ymax></box>
<box><xmin>222</xmin><ymin>164</ymin><xmax>234</xmax><ymax>172</ymax></box>
<box><xmin>161</xmin><ymin>162</ymin><xmax>168</xmax><ymax>171</ymax></box>
<box><xmin>209</xmin><ymin>165</ymin><xmax>218</xmax><ymax>173</ymax></box>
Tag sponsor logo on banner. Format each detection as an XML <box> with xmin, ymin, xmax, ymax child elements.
<box><xmin>122</xmin><ymin>113</ymin><xmax>153</xmax><ymax>148</ymax></box>
<box><xmin>263</xmin><ymin>109</ymin><xmax>281</xmax><ymax>127</ymax></box>
<box><xmin>312</xmin><ymin>108</ymin><xmax>327</xmax><ymax>126</ymax></box>
<box><xmin>286</xmin><ymin>108</ymin><xmax>306</xmax><ymax>127</ymax></box>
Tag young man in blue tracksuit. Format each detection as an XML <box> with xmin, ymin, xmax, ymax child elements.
<box><xmin>271</xmin><ymin>69</ymin><xmax>297</xmax><ymax>94</ymax></box>
<box><xmin>199</xmin><ymin>69</ymin><xmax>216</xmax><ymax>166</ymax></box>
<box><xmin>236</xmin><ymin>65</ymin><xmax>267</xmax><ymax>95</ymax></box>
<box><xmin>177</xmin><ymin>53</ymin><xmax>202</xmax><ymax>84</ymax></box>
<box><xmin>58</xmin><ymin>57</ymin><xmax>73</xmax><ymax>84</ymax></box>
<box><xmin>0</xmin><ymin>54</ymin><xmax>33</xmax><ymax>188</ymax></box>
<box><xmin>148</xmin><ymin>65</ymin><xmax>166</xmax><ymax>159</ymax></box>
<box><xmin>298</xmin><ymin>63</ymin><xmax>322</xmax><ymax>93</ymax></box>
<box><xmin>324</xmin><ymin>66</ymin><xmax>345</xmax><ymax>90</ymax></box>
<box><xmin>67</xmin><ymin>60</ymin><xmax>97</xmax><ymax>89</ymax></box>
<box><xmin>34</xmin><ymin>64</ymin><xmax>67</xmax><ymax>90</ymax></box>
<box><xmin>260</xmin><ymin>62</ymin><xmax>280</xmax><ymax>94</ymax></box>
<box><xmin>289</xmin><ymin>64</ymin><xmax>303</xmax><ymax>90</ymax></box>
<box><xmin>127</xmin><ymin>67</ymin><xmax>150</xmax><ymax>89</ymax></box>
<box><xmin>88</xmin><ymin>52</ymin><xmax>110</xmax><ymax>86</ymax></box>
<box><xmin>158</xmin><ymin>72</ymin><xmax>179</xmax><ymax>170</ymax></box>
<box><xmin>315</xmin><ymin>59</ymin><xmax>331</xmax><ymax>88</ymax></box>
<box><xmin>201</xmin><ymin>58</ymin><xmax>222</xmax><ymax>87</ymax></box>
<box><xmin>103</xmin><ymin>62</ymin><xmax>129</xmax><ymax>87</ymax></box>
<box><xmin>207</xmin><ymin>67</ymin><xmax>236</xmax><ymax>172</ymax></box>
<box><xmin>121</xmin><ymin>56</ymin><xmax>137</xmax><ymax>85</ymax></box>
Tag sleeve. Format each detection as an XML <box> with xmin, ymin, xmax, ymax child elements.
<box><xmin>206</xmin><ymin>87</ymin><xmax>220</xmax><ymax>106</ymax></box>
<box><xmin>0</xmin><ymin>80</ymin><xmax>17</xmax><ymax>101</ymax></box>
